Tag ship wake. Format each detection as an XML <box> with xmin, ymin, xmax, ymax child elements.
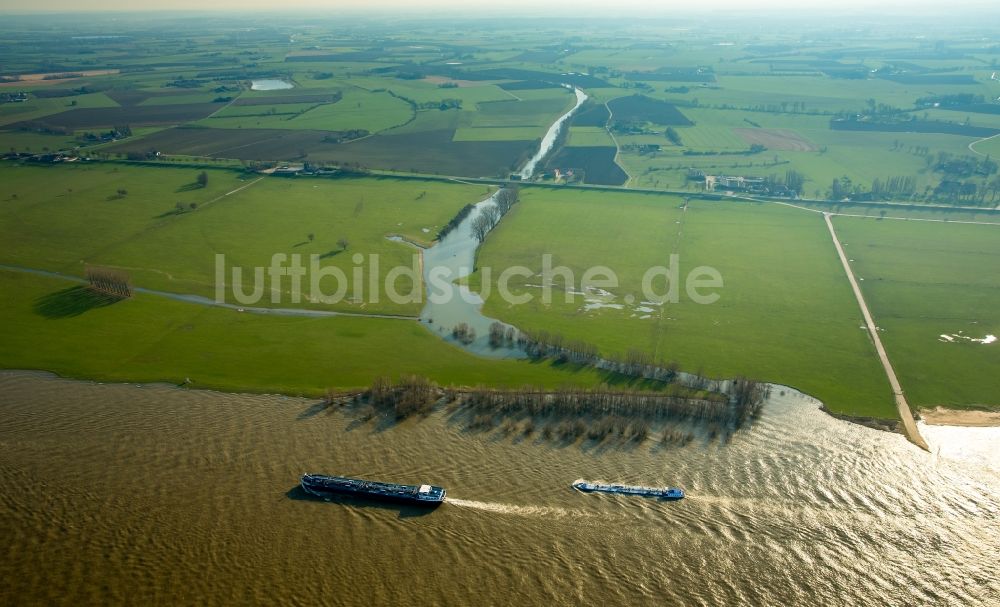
<box><xmin>446</xmin><ymin>498</ymin><xmax>586</xmax><ymax>518</ymax></box>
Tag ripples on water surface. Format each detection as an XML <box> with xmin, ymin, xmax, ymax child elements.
<box><xmin>0</xmin><ymin>371</ymin><xmax>997</xmax><ymax>606</ymax></box>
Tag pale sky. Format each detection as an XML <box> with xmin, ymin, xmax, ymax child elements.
<box><xmin>0</xmin><ymin>0</ymin><xmax>992</xmax><ymax>13</ymax></box>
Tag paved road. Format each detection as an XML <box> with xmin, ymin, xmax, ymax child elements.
<box><xmin>823</xmin><ymin>213</ymin><xmax>929</xmax><ymax>450</ymax></box>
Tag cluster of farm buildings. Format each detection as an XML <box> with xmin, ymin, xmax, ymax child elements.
<box><xmin>688</xmin><ymin>169</ymin><xmax>797</xmax><ymax>197</ymax></box>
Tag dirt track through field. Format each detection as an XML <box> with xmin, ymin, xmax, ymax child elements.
<box><xmin>823</xmin><ymin>213</ymin><xmax>928</xmax><ymax>450</ymax></box>
<box><xmin>604</xmin><ymin>101</ymin><xmax>633</xmax><ymax>187</ymax></box>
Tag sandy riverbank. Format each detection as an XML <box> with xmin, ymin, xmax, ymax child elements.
<box><xmin>919</xmin><ymin>406</ymin><xmax>1000</xmax><ymax>427</ymax></box>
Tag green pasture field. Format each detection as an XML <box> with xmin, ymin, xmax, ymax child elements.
<box><xmin>199</xmin><ymin>88</ymin><xmax>413</xmax><ymax>133</ymax></box>
<box><xmin>0</xmin><ymin>130</ymin><xmax>80</xmax><ymax>152</ymax></box>
<box><xmin>472</xmin><ymin>188</ymin><xmax>896</xmax><ymax>417</ymax></box>
<box><xmin>670</xmin><ymin>125</ymin><xmax>747</xmax><ymax>151</ymax></box>
<box><xmin>471</xmin><ymin>96</ymin><xmax>574</xmax><ymax>128</ymax></box>
<box><xmin>832</xmin><ymin>217</ymin><xmax>1000</xmax><ymax>410</ymax></box>
<box><xmin>0</xmin><ymin>163</ymin><xmax>490</xmax><ymax>316</ymax></box>
<box><xmin>0</xmin><ymin>270</ymin><xmax>628</xmax><ymax>395</ymax></box>
<box><xmin>567</xmin><ymin>127</ymin><xmax>615</xmax><ymax>147</ymax></box>
<box><xmin>0</xmin><ymin>163</ymin><xmax>249</xmax><ymax>272</ymax></box>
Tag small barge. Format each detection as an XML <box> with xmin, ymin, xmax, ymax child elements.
<box><xmin>572</xmin><ymin>480</ymin><xmax>684</xmax><ymax>500</ymax></box>
<box><xmin>301</xmin><ymin>473</ymin><xmax>446</xmax><ymax>507</ymax></box>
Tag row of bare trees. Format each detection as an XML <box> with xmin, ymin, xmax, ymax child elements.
<box><xmin>460</xmin><ymin>384</ymin><xmax>733</xmax><ymax>425</ymax></box>
<box><xmin>515</xmin><ymin>328</ymin><xmax>678</xmax><ymax>381</ymax></box>
<box><xmin>515</xmin><ymin>328</ymin><xmax>602</xmax><ymax>365</ymax></box>
<box><xmin>85</xmin><ymin>266</ymin><xmax>132</xmax><ymax>299</ymax></box>
<box><xmin>493</xmin><ymin>185</ymin><xmax>519</xmax><ymax>214</ymax></box>
<box><xmin>352</xmin><ymin>372</ymin><xmax>767</xmax><ymax>442</ymax></box>
<box><xmin>471</xmin><ymin>186</ymin><xmax>520</xmax><ymax>243</ymax></box>
<box><xmin>460</xmin><ymin>379</ymin><xmax>767</xmax><ymax>435</ymax></box>
<box><xmin>367</xmin><ymin>375</ymin><xmax>439</xmax><ymax>419</ymax></box>
<box><xmin>493</xmin><ymin>325</ymin><xmax>680</xmax><ymax>385</ymax></box>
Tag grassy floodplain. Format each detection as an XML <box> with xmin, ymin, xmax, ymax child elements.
<box><xmin>832</xmin><ymin>217</ymin><xmax>1000</xmax><ymax>410</ymax></box>
<box><xmin>2</xmin><ymin>16</ymin><xmax>1000</xmax><ymax>420</ymax></box>
<box><xmin>0</xmin><ymin>163</ymin><xmax>491</xmax><ymax>316</ymax></box>
<box><xmin>0</xmin><ymin>270</ymin><xmax>625</xmax><ymax>395</ymax></box>
<box><xmin>472</xmin><ymin>188</ymin><xmax>896</xmax><ymax>417</ymax></box>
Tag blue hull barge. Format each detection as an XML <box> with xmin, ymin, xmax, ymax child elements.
<box><xmin>301</xmin><ymin>473</ymin><xmax>446</xmax><ymax>507</ymax></box>
<box><xmin>572</xmin><ymin>480</ymin><xmax>684</xmax><ymax>500</ymax></box>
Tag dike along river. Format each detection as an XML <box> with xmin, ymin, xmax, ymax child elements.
<box><xmin>1</xmin><ymin>371</ymin><xmax>997</xmax><ymax>606</ymax></box>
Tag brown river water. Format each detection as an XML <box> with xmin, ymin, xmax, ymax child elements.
<box><xmin>1</xmin><ymin>370</ymin><xmax>998</xmax><ymax>606</ymax></box>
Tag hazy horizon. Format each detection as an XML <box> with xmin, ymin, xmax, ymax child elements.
<box><xmin>1</xmin><ymin>0</ymin><xmax>998</xmax><ymax>15</ymax></box>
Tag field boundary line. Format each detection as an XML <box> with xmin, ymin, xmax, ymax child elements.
<box><xmin>206</xmin><ymin>86</ymin><xmax>245</xmax><ymax>119</ymax></box>
<box><xmin>738</xmin><ymin>196</ymin><xmax>1000</xmax><ymax>226</ymax></box>
<box><xmin>822</xmin><ymin>214</ymin><xmax>929</xmax><ymax>451</ymax></box>
<box><xmin>829</xmin><ymin>212</ymin><xmax>1000</xmax><ymax>226</ymax></box>
<box><xmin>210</xmin><ymin>135</ymin><xmax>286</xmax><ymax>156</ymax></box>
<box><xmin>199</xmin><ymin>176</ymin><xmax>266</xmax><ymax>210</ymax></box>
<box><xmin>603</xmin><ymin>101</ymin><xmax>633</xmax><ymax>187</ymax></box>
<box><xmin>57</xmin><ymin>174</ymin><xmax>269</xmax><ymax>269</ymax></box>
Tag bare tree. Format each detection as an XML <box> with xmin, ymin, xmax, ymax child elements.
<box><xmin>495</xmin><ymin>186</ymin><xmax>519</xmax><ymax>214</ymax></box>
<box><xmin>471</xmin><ymin>215</ymin><xmax>491</xmax><ymax>243</ymax></box>
<box><xmin>482</xmin><ymin>204</ymin><xmax>502</xmax><ymax>229</ymax></box>
<box><xmin>337</xmin><ymin>237</ymin><xmax>350</xmax><ymax>250</ymax></box>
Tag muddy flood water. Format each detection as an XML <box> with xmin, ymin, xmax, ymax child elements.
<box><xmin>1</xmin><ymin>371</ymin><xmax>998</xmax><ymax>606</ymax></box>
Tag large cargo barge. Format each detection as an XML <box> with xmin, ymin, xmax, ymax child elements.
<box><xmin>300</xmin><ymin>473</ymin><xmax>446</xmax><ymax>506</ymax></box>
<box><xmin>572</xmin><ymin>480</ymin><xmax>684</xmax><ymax>500</ymax></box>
